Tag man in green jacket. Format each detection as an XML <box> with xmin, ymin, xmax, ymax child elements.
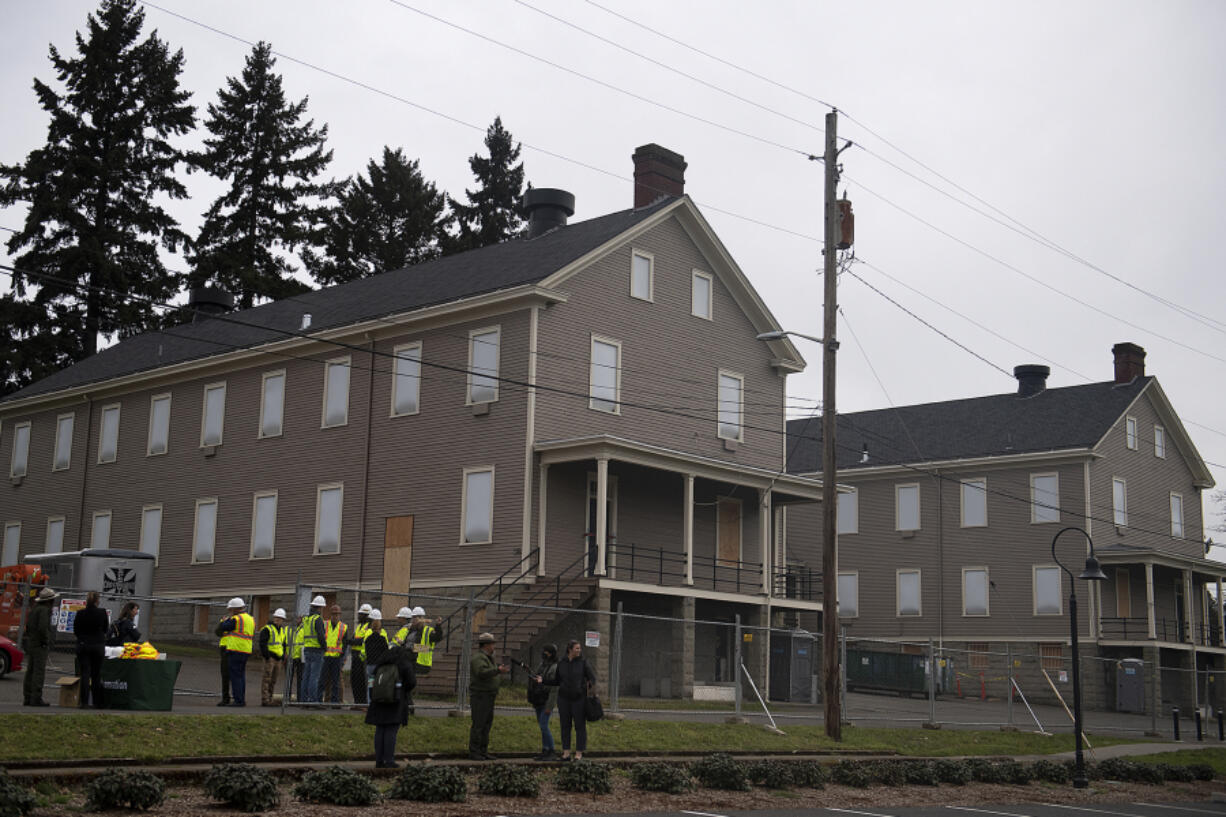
<box><xmin>468</xmin><ymin>632</ymin><xmax>508</xmax><ymax>760</ymax></box>
<box><xmin>22</xmin><ymin>587</ymin><xmax>58</xmax><ymax>706</ymax></box>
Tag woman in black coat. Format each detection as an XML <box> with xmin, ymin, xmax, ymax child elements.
<box><xmin>552</xmin><ymin>640</ymin><xmax>596</xmax><ymax>761</ymax></box>
<box><xmin>73</xmin><ymin>591</ymin><xmax>109</xmax><ymax>708</ymax></box>
<box><xmin>107</xmin><ymin>602</ymin><xmax>141</xmax><ymax>646</ymax></box>
<box><xmin>364</xmin><ymin>645</ymin><xmax>416</xmax><ymax>768</ymax></box>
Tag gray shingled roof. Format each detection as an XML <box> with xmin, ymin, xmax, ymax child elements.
<box><xmin>786</xmin><ymin>377</ymin><xmax>1151</xmax><ymax>473</ymax></box>
<box><xmin>4</xmin><ymin>198</ymin><xmax>674</xmax><ymax>403</ymax></box>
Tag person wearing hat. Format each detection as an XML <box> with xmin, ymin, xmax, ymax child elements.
<box><xmin>345</xmin><ymin>603</ymin><xmax>373</xmax><ymax>708</ymax></box>
<box><xmin>363</xmin><ymin>609</ymin><xmax>389</xmax><ymax>670</ymax></box>
<box><xmin>391</xmin><ymin>606</ymin><xmax>414</xmax><ymax>647</ymax></box>
<box><xmin>22</xmin><ymin>586</ymin><xmax>58</xmax><ymax>706</ymax></box>
<box><xmin>258</xmin><ymin>608</ymin><xmax>288</xmax><ymax>707</ymax></box>
<box><xmin>288</xmin><ymin>613</ymin><xmax>306</xmax><ymax>702</ymax></box>
<box><xmin>530</xmin><ymin>644</ymin><xmax>560</xmax><ymax>761</ymax></box>
<box><xmin>409</xmin><ymin>607</ymin><xmax>442</xmax><ymax>684</ymax></box>
<box><xmin>468</xmin><ymin>632</ymin><xmax>509</xmax><ymax>760</ymax></box>
<box><xmin>299</xmin><ymin>595</ymin><xmax>328</xmax><ymax>703</ymax></box>
<box><xmin>321</xmin><ymin>603</ymin><xmax>348</xmax><ymax>705</ymax></box>
<box><xmin>364</xmin><ymin>643</ymin><xmax>416</xmax><ymax>769</ymax></box>
<box><xmin>217</xmin><ymin>597</ymin><xmax>255</xmax><ymax>706</ymax></box>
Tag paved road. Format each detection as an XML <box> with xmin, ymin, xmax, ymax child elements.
<box><xmin>526</xmin><ymin>802</ymin><xmax>1226</xmax><ymax>817</ymax></box>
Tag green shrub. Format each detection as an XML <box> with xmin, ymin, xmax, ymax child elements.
<box><xmin>203</xmin><ymin>763</ymin><xmax>280</xmax><ymax>812</ymax></box>
<box><xmin>477</xmin><ymin>764</ymin><xmax>539</xmax><ymax>798</ymax></box>
<box><xmin>867</xmin><ymin>760</ymin><xmax>905</xmax><ymax>786</ymax></box>
<box><xmin>1096</xmin><ymin>758</ymin><xmax>1133</xmax><ymax>782</ymax></box>
<box><xmin>1131</xmin><ymin>763</ymin><xmax>1165</xmax><ymax>785</ymax></box>
<box><xmin>387</xmin><ymin>764</ymin><xmax>467</xmax><ymax>803</ymax></box>
<box><xmin>1189</xmin><ymin>764</ymin><xmax>1216</xmax><ymax>782</ymax></box>
<box><xmin>901</xmin><ymin>760</ymin><xmax>940</xmax><ymax>787</ymax></box>
<box><xmin>934</xmin><ymin>759</ymin><xmax>972</xmax><ymax>785</ymax></box>
<box><xmin>293</xmin><ymin>766</ymin><xmax>379</xmax><ymax>806</ymax></box>
<box><xmin>965</xmin><ymin>758</ymin><xmax>1030</xmax><ymax>785</ymax></box>
<box><xmin>746</xmin><ymin>759</ymin><xmax>797</xmax><ymax>789</ymax></box>
<box><xmin>84</xmin><ymin>769</ymin><xmax>165</xmax><ymax>811</ymax></box>
<box><xmin>791</xmin><ymin>760</ymin><xmax>829</xmax><ymax>789</ymax></box>
<box><xmin>556</xmin><ymin>760</ymin><xmax>613</xmax><ymax>794</ymax></box>
<box><xmin>830</xmin><ymin>760</ymin><xmax>873</xmax><ymax>788</ymax></box>
<box><xmin>1157</xmin><ymin>764</ymin><xmax>1195</xmax><ymax>783</ymax></box>
<box><xmin>690</xmin><ymin>754</ymin><xmax>750</xmax><ymax>791</ymax></box>
<box><xmin>1029</xmin><ymin>759</ymin><xmax>1070</xmax><ymax>785</ymax></box>
<box><xmin>630</xmin><ymin>762</ymin><xmax>693</xmax><ymax>794</ymax></box>
<box><xmin>0</xmin><ymin>769</ymin><xmax>36</xmax><ymax>817</ymax></box>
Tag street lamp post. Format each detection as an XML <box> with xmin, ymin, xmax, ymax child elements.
<box><xmin>1050</xmin><ymin>526</ymin><xmax>1108</xmax><ymax>788</ymax></box>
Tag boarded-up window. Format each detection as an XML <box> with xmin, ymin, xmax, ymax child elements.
<box><xmin>969</xmin><ymin>642</ymin><xmax>989</xmax><ymax>670</ymax></box>
<box><xmin>1040</xmin><ymin>643</ymin><xmax>1063</xmax><ymax>670</ymax></box>
<box><xmin>1115</xmin><ymin>569</ymin><xmax>1131</xmax><ymax>618</ymax></box>
<box><xmin>194</xmin><ymin>604</ymin><xmax>211</xmax><ymax>635</ymax></box>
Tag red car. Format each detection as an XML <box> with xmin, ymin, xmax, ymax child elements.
<box><xmin>0</xmin><ymin>634</ymin><xmax>23</xmax><ymax>678</ymax></box>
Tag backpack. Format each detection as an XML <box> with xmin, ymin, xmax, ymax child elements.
<box><xmin>372</xmin><ymin>663</ymin><xmax>401</xmax><ymax>704</ymax></box>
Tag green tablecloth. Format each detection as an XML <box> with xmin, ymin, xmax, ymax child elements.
<box><xmin>101</xmin><ymin>660</ymin><xmax>181</xmax><ymax>710</ymax></box>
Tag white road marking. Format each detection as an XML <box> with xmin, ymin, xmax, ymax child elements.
<box><xmin>1135</xmin><ymin>806</ymin><xmax>1226</xmax><ymax>815</ymax></box>
<box><xmin>1043</xmin><ymin>804</ymin><xmax>1147</xmax><ymax>817</ymax></box>
<box><xmin>681</xmin><ymin>811</ymin><xmax>732</xmax><ymax>817</ymax></box>
<box><xmin>827</xmin><ymin>808</ymin><xmax>900</xmax><ymax>817</ymax></box>
<box><xmin>946</xmin><ymin>806</ymin><xmax>1035</xmax><ymax>817</ymax></box>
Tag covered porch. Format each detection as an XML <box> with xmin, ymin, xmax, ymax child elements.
<box><xmin>1096</xmin><ymin>548</ymin><xmax>1226</xmax><ymax>649</ymax></box>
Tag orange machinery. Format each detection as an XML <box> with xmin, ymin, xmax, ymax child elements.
<box><xmin>0</xmin><ymin>564</ymin><xmax>48</xmax><ymax>639</ymax></box>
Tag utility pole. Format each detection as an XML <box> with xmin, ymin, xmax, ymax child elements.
<box><xmin>821</xmin><ymin>108</ymin><xmax>842</xmax><ymax>740</ymax></box>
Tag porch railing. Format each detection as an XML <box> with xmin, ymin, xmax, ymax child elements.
<box><xmin>1099</xmin><ymin>616</ymin><xmax>1192</xmax><ymax>643</ymax></box>
<box><xmin>602</xmin><ymin>541</ymin><xmax>780</xmax><ymax>597</ymax></box>
<box><xmin>772</xmin><ymin>565</ymin><xmax>821</xmax><ymax>601</ymax></box>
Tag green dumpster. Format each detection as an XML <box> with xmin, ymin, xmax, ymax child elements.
<box><xmin>845</xmin><ymin>649</ymin><xmax>926</xmax><ymax>695</ymax></box>
<box><xmin>101</xmin><ymin>660</ymin><xmax>182</xmax><ymax>710</ymax></box>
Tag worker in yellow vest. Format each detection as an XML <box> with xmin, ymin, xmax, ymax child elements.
<box><xmin>289</xmin><ymin>613</ymin><xmax>306</xmax><ymax>702</ymax></box>
<box><xmin>408</xmin><ymin>606</ymin><xmax>441</xmax><ymax>716</ymax></box>
<box><xmin>300</xmin><ymin>596</ymin><xmax>327</xmax><ymax>703</ymax></box>
<box><xmin>391</xmin><ymin>606</ymin><xmax>414</xmax><ymax>647</ymax></box>
<box><xmin>322</xmin><ymin>604</ymin><xmax>348</xmax><ymax>705</ymax></box>
<box><xmin>258</xmin><ymin>608</ymin><xmax>287</xmax><ymax>707</ymax></box>
<box><xmin>217</xmin><ymin>597</ymin><xmax>255</xmax><ymax>707</ymax></box>
<box><xmin>346</xmin><ymin>604</ymin><xmax>373</xmax><ymax>707</ymax></box>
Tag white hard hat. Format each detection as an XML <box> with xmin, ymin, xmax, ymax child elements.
<box><xmin>410</xmin><ymin>606</ymin><xmax>426</xmax><ymax>617</ymax></box>
<box><xmin>396</xmin><ymin>606</ymin><xmax>413</xmax><ymax>619</ymax></box>
<box><xmin>368</xmin><ymin>609</ymin><xmax>382</xmax><ymax>621</ymax></box>
<box><xmin>227</xmin><ymin>597</ymin><xmax>245</xmax><ymax>609</ymax></box>
<box><xmin>311</xmin><ymin>595</ymin><xmax>326</xmax><ymax>607</ymax></box>
<box><xmin>272</xmin><ymin>608</ymin><xmax>287</xmax><ymax>619</ymax></box>
<box><xmin>357</xmin><ymin>603</ymin><xmax>372</xmax><ymax>614</ymax></box>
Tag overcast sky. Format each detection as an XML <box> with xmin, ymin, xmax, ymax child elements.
<box><xmin>3</xmin><ymin>1</ymin><xmax>1225</xmax><ymax>531</ymax></box>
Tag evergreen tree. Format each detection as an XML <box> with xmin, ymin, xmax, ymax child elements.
<box><xmin>0</xmin><ymin>0</ymin><xmax>194</xmax><ymax>394</ymax></box>
<box><xmin>189</xmin><ymin>41</ymin><xmax>333</xmax><ymax>309</ymax></box>
<box><xmin>444</xmin><ymin>116</ymin><xmax>526</xmax><ymax>254</ymax></box>
<box><xmin>305</xmin><ymin>147</ymin><xmax>448</xmax><ymax>286</ymax></box>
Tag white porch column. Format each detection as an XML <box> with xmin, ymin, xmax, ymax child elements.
<box><xmin>1146</xmin><ymin>563</ymin><xmax>1156</xmax><ymax>639</ymax></box>
<box><xmin>760</xmin><ymin>488</ymin><xmax>772</xmax><ymax>595</ymax></box>
<box><xmin>1218</xmin><ymin>577</ymin><xmax>1224</xmax><ymax>646</ymax></box>
<box><xmin>536</xmin><ymin>463</ymin><xmax>549</xmax><ymax>576</ymax></box>
<box><xmin>595</xmin><ymin>457</ymin><xmax>609</xmax><ymax>576</ymax></box>
<box><xmin>684</xmin><ymin>474</ymin><xmax>695</xmax><ymax>586</ymax></box>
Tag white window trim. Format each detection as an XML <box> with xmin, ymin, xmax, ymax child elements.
<box><xmin>10</xmin><ymin>420</ymin><xmax>30</xmax><ymax>478</ymax></box>
<box><xmin>1170</xmin><ymin>492</ymin><xmax>1185</xmax><ymax>538</ymax></box>
<box><xmin>1113</xmin><ymin>477</ymin><xmax>1128</xmax><ymax>527</ymax></box>
<box><xmin>52</xmin><ymin>412</ymin><xmax>75</xmax><ymax>471</ymax></box>
<box><xmin>90</xmin><ymin>510</ymin><xmax>112</xmax><ymax>549</ymax></box>
<box><xmin>45</xmin><ymin>516</ymin><xmax>66</xmax><ymax>554</ymax></box>
<box><xmin>837</xmin><ymin>488</ymin><xmax>859</xmax><ymax>535</ymax></box>
<box><xmin>691</xmin><ymin>269</ymin><xmax>714</xmax><ymax>320</ymax></box>
<box><xmin>3</xmin><ymin>522</ymin><xmax>20</xmax><ymax>564</ymax></box>
<box><xmin>1154</xmin><ymin>424</ymin><xmax>1166</xmax><ymax>458</ymax></box>
<box><xmin>630</xmin><ymin>249</ymin><xmax>654</xmax><ymax>302</ymax></box>
<box><xmin>467</xmin><ymin>326</ymin><xmax>501</xmax><ymax>405</ymax></box>
<box><xmin>960</xmin><ymin>477</ymin><xmax>988</xmax><ymax>528</ymax></box>
<box><xmin>321</xmin><ymin>356</ymin><xmax>352</xmax><ymax>428</ymax></box>
<box><xmin>200</xmin><ymin>382</ymin><xmax>227</xmax><ymax>447</ymax></box>
<box><xmin>460</xmin><ymin>466</ymin><xmax>495</xmax><ymax>545</ymax></box>
<box><xmin>139</xmin><ymin>504</ymin><xmax>162</xmax><ymax>566</ymax></box>
<box><xmin>717</xmin><ymin>369</ymin><xmax>744</xmax><ymax>442</ymax></box>
<box><xmin>837</xmin><ymin>570</ymin><xmax>859</xmax><ymax>618</ymax></box>
<box><xmin>313</xmin><ymin>483</ymin><xmax>344</xmax><ymax>556</ymax></box>
<box><xmin>962</xmin><ymin>566</ymin><xmax>990</xmax><ymax>616</ymax></box>
<box><xmin>895</xmin><ymin>483</ymin><xmax>921</xmax><ymax>531</ymax></box>
<box><xmin>250</xmin><ymin>490</ymin><xmax>279</xmax><ymax>561</ymax></box>
<box><xmin>97</xmin><ymin>403</ymin><xmax>121</xmax><ymax>464</ymax></box>
<box><xmin>192</xmin><ymin>498</ymin><xmax>218</xmax><ymax>565</ymax></box>
<box><xmin>390</xmin><ymin>342</ymin><xmax>423</xmax><ymax>418</ymax></box>
<box><xmin>589</xmin><ymin>334</ymin><xmax>622</xmax><ymax>414</ymax></box>
<box><xmin>147</xmin><ymin>393</ymin><xmax>171</xmax><ymax>457</ymax></box>
<box><xmin>1125</xmin><ymin>415</ymin><xmax>1138</xmax><ymax>450</ymax></box>
<box><xmin>259</xmin><ymin>369</ymin><xmax>286</xmax><ymax>439</ymax></box>
<box><xmin>1030</xmin><ymin>472</ymin><xmax>1061</xmax><ymax>524</ymax></box>
<box><xmin>896</xmin><ymin>568</ymin><xmax>922</xmax><ymax>617</ymax></box>
<box><xmin>1033</xmin><ymin>564</ymin><xmax>1063</xmax><ymax>616</ymax></box>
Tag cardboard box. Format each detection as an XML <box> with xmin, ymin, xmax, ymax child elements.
<box><xmin>57</xmin><ymin>676</ymin><xmax>80</xmax><ymax>708</ymax></box>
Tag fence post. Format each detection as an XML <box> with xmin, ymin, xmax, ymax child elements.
<box><xmin>611</xmin><ymin>601</ymin><xmax>623</xmax><ymax>713</ymax></box>
<box><xmin>457</xmin><ymin>596</ymin><xmax>474</xmax><ymax>714</ymax></box>
<box><xmin>734</xmin><ymin>615</ymin><xmax>743</xmax><ymax>717</ymax></box>
<box><xmin>1007</xmin><ymin>642</ymin><xmax>1014</xmax><ymax>727</ymax></box>
<box><xmin>928</xmin><ymin>638</ymin><xmax>937</xmax><ymax>726</ymax></box>
<box><xmin>1173</xmin><ymin>707</ymin><xmax>1181</xmax><ymax>741</ymax></box>
<box><xmin>1151</xmin><ymin>655</ymin><xmax>1160</xmax><ymax>736</ymax></box>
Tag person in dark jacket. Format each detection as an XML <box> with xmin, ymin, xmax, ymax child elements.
<box><xmin>73</xmin><ymin>591</ymin><xmax>109</xmax><ymax>708</ymax></box>
<box><xmin>22</xmin><ymin>587</ymin><xmax>57</xmax><ymax>706</ymax></box>
<box><xmin>552</xmin><ymin>639</ymin><xmax>596</xmax><ymax>761</ymax></box>
<box><xmin>530</xmin><ymin>643</ymin><xmax>559</xmax><ymax>761</ymax></box>
<box><xmin>468</xmin><ymin>632</ymin><xmax>509</xmax><ymax>760</ymax></box>
<box><xmin>364</xmin><ymin>645</ymin><xmax>416</xmax><ymax>768</ymax></box>
<box><xmin>107</xmin><ymin>602</ymin><xmax>141</xmax><ymax>646</ymax></box>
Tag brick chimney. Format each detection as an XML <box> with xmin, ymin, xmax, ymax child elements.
<box><xmin>632</xmin><ymin>144</ymin><xmax>686</xmax><ymax>207</ymax></box>
<box><xmin>1112</xmin><ymin>342</ymin><xmax>1146</xmax><ymax>384</ymax></box>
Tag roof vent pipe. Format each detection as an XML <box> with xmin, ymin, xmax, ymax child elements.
<box><xmin>1014</xmin><ymin>364</ymin><xmax>1050</xmax><ymax>398</ymax></box>
<box><xmin>186</xmin><ymin>286</ymin><xmax>235</xmax><ymax>322</ymax></box>
<box><xmin>523</xmin><ymin>188</ymin><xmax>575</xmax><ymax>239</ymax></box>
<box><xmin>301</xmin><ymin>313</ymin><xmax>312</xmax><ymax>331</ymax></box>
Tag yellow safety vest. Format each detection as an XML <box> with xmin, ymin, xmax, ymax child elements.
<box><xmin>393</xmin><ymin>624</ymin><xmax>411</xmax><ymax>646</ymax></box>
<box><xmin>353</xmin><ymin>621</ymin><xmax>372</xmax><ymax>660</ymax></box>
<box><xmin>415</xmin><ymin>624</ymin><xmax>436</xmax><ymax>668</ymax></box>
<box><xmin>221</xmin><ymin>613</ymin><xmax>254</xmax><ymax>654</ymax></box>
<box><xmin>324</xmin><ymin>620</ymin><xmax>347</xmax><ymax>657</ymax></box>
<box><xmin>262</xmin><ymin>623</ymin><xmax>287</xmax><ymax>659</ymax></box>
<box><xmin>301</xmin><ymin>614</ymin><xmax>322</xmax><ymax>649</ymax></box>
<box><xmin>291</xmin><ymin>625</ymin><xmax>305</xmax><ymax>660</ymax></box>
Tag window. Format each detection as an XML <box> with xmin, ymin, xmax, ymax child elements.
<box><xmin>1040</xmin><ymin>643</ymin><xmax>1063</xmax><ymax>670</ymax></box>
<box><xmin>2</xmin><ymin>523</ymin><xmax>19</xmax><ymax>565</ymax></box>
<box><xmin>837</xmin><ymin>571</ymin><xmax>859</xmax><ymax>617</ymax></box>
<box><xmin>53</xmin><ymin>413</ymin><xmax>74</xmax><ymax>471</ymax></box>
<box><xmin>1154</xmin><ymin>425</ymin><xmax>1166</xmax><ymax>458</ymax></box>
<box><xmin>147</xmin><ymin>394</ymin><xmax>171</xmax><ymax>455</ymax></box>
<box><xmin>98</xmin><ymin>404</ymin><xmax>120</xmax><ymax>463</ymax></box>
<box><xmin>589</xmin><ymin>336</ymin><xmax>621</xmax><ymax>413</ymax></box>
<box><xmin>461</xmin><ymin>467</ymin><xmax>494</xmax><ymax>544</ymax></box>
<box><xmin>896</xmin><ymin>483</ymin><xmax>920</xmax><ymax>531</ymax></box>
<box><xmin>10</xmin><ymin>421</ymin><xmax>30</xmax><ymax>478</ymax></box>
<box><xmin>46</xmin><ymin>517</ymin><xmax>65</xmax><ymax>554</ymax></box>
<box><xmin>139</xmin><ymin>505</ymin><xmax>162</xmax><ymax>563</ymax></box>
<box><xmin>897</xmin><ymin>569</ymin><xmax>922</xmax><ymax>616</ymax></box>
<box><xmin>1034</xmin><ymin>565</ymin><xmax>1062</xmax><ymax>615</ymax></box>
<box><xmin>1113</xmin><ymin>477</ymin><xmax>1128</xmax><ymax>526</ymax></box>
<box><xmin>201</xmin><ymin>383</ymin><xmax>226</xmax><ymax>446</ymax></box>
<box><xmin>468</xmin><ymin>327</ymin><xmax>500</xmax><ymax>404</ymax></box>
<box><xmin>193</xmin><ymin>499</ymin><xmax>218</xmax><ymax>564</ymax></box>
<box><xmin>91</xmin><ymin>511</ymin><xmax>111</xmax><ymax>549</ymax></box>
<box><xmin>251</xmin><ymin>491</ymin><xmax>278</xmax><ymax>559</ymax></box>
<box><xmin>315</xmin><ymin>484</ymin><xmax>343</xmax><ymax>554</ymax></box>
<box><xmin>259</xmin><ymin>371</ymin><xmax>285</xmax><ymax>438</ymax></box>
<box><xmin>691</xmin><ymin>270</ymin><xmax>713</xmax><ymax>319</ymax></box>
<box><xmin>968</xmin><ymin>643</ymin><xmax>990</xmax><ymax>670</ymax></box>
<box><xmin>1030</xmin><ymin>473</ymin><xmax>1060</xmax><ymax>523</ymax></box>
<box><xmin>963</xmin><ymin>567</ymin><xmax>989</xmax><ymax>616</ymax></box>
<box><xmin>1125</xmin><ymin>416</ymin><xmax>1138</xmax><ymax>450</ymax></box>
<box><xmin>630</xmin><ymin>250</ymin><xmax>653</xmax><ymax>301</ymax></box>
<box><xmin>961</xmin><ymin>478</ymin><xmax>987</xmax><ymax>527</ymax></box>
<box><xmin>391</xmin><ymin>343</ymin><xmax>422</xmax><ymax>416</ymax></box>
<box><xmin>717</xmin><ymin>370</ymin><xmax>743</xmax><ymax>441</ymax></box>
<box><xmin>1171</xmin><ymin>493</ymin><xmax>1185</xmax><ymax>538</ymax></box>
<box><xmin>322</xmin><ymin>358</ymin><xmax>351</xmax><ymax>427</ymax></box>
<box><xmin>837</xmin><ymin>488</ymin><xmax>858</xmax><ymax>535</ymax></box>
<box><xmin>1116</xmin><ymin>569</ymin><xmax>1132</xmax><ymax>618</ymax></box>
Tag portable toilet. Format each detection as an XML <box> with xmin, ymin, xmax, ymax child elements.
<box><xmin>1116</xmin><ymin>658</ymin><xmax>1146</xmax><ymax>713</ymax></box>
